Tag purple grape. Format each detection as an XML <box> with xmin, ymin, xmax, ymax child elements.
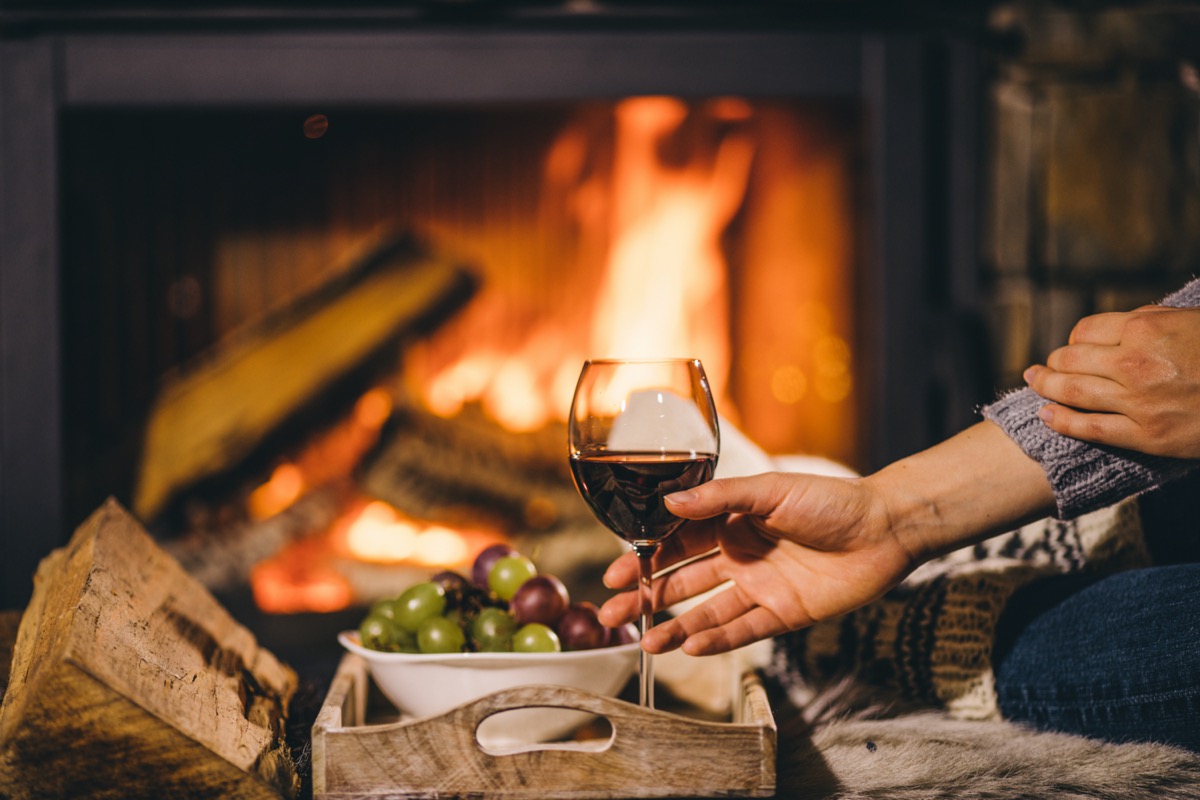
<box><xmin>431</xmin><ymin>570</ymin><xmax>468</xmax><ymax>595</ymax></box>
<box><xmin>432</xmin><ymin>568</ymin><xmax>468</xmax><ymax>606</ymax></box>
<box><xmin>608</xmin><ymin>622</ymin><xmax>640</xmax><ymax>646</ymax></box>
<box><xmin>471</xmin><ymin>543</ymin><xmax>516</xmax><ymax>589</ymax></box>
<box><xmin>556</xmin><ymin>602</ymin><xmax>610</xmax><ymax>651</ymax></box>
<box><xmin>509</xmin><ymin>574</ymin><xmax>569</xmax><ymax>627</ymax></box>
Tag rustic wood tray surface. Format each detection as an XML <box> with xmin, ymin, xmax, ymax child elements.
<box><xmin>312</xmin><ymin>653</ymin><xmax>776</xmax><ymax>799</ymax></box>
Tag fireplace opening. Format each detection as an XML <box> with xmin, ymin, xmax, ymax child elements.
<box><xmin>58</xmin><ymin>96</ymin><xmax>863</xmax><ymax>634</ymax></box>
<box><xmin>1</xmin><ymin>24</ymin><xmax>985</xmax><ymax>653</ymax></box>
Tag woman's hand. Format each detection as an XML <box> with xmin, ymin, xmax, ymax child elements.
<box><xmin>596</xmin><ymin>422</ymin><xmax>1056</xmax><ymax>657</ymax></box>
<box><xmin>1025</xmin><ymin>306</ymin><xmax>1200</xmax><ymax>459</ymax></box>
<box><xmin>596</xmin><ymin>471</ymin><xmax>916</xmax><ymax>656</ymax></box>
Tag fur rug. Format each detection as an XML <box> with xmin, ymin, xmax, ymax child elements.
<box><xmin>773</xmin><ymin>681</ymin><xmax>1200</xmax><ymax>800</ymax></box>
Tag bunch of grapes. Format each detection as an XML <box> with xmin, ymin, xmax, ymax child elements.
<box><xmin>357</xmin><ymin>543</ymin><xmax>637</xmax><ymax>655</ymax></box>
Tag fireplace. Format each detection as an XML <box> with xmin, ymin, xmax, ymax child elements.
<box><xmin>0</xmin><ymin>7</ymin><xmax>989</xmax><ymax>622</ymax></box>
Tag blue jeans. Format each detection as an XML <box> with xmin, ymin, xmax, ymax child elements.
<box><xmin>992</xmin><ymin>564</ymin><xmax>1200</xmax><ymax>752</ymax></box>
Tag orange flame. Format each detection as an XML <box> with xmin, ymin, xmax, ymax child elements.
<box><xmin>250</xmin><ymin>535</ymin><xmax>353</xmax><ymax>614</ymax></box>
<box><xmin>418</xmin><ymin>96</ymin><xmax>752</xmax><ymax>431</ymax></box>
<box><xmin>589</xmin><ymin>97</ymin><xmax>750</xmax><ymax>409</ymax></box>
<box><xmin>338</xmin><ymin>499</ymin><xmax>472</xmax><ymax>566</ymax></box>
<box><xmin>250</xmin><ymin>494</ymin><xmax>505</xmax><ymax>614</ymax></box>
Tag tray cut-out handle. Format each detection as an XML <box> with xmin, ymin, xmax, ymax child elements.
<box><xmin>460</xmin><ymin>683</ymin><xmax>655</xmax><ymax>754</ymax></box>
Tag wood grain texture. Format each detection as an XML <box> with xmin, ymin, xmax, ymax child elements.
<box><xmin>0</xmin><ymin>498</ymin><xmax>299</xmax><ymax>799</ymax></box>
<box><xmin>313</xmin><ymin>653</ymin><xmax>775</xmax><ymax>799</ymax></box>
<box><xmin>0</xmin><ymin>611</ymin><xmax>21</xmax><ymax>700</ymax></box>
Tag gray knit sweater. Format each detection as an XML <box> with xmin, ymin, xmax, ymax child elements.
<box><xmin>982</xmin><ymin>278</ymin><xmax>1200</xmax><ymax>519</ymax></box>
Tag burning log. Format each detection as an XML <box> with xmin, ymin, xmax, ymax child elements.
<box><xmin>0</xmin><ymin>499</ymin><xmax>300</xmax><ymax>800</ymax></box>
<box><xmin>360</xmin><ymin>400</ymin><xmax>578</xmax><ymax>530</ymax></box>
<box><xmin>134</xmin><ymin>232</ymin><xmax>476</xmax><ymax>523</ymax></box>
<box><xmin>358</xmin><ymin>400</ymin><xmax>626</xmax><ymax>597</ymax></box>
<box><xmin>162</xmin><ymin>480</ymin><xmax>351</xmax><ymax>595</ymax></box>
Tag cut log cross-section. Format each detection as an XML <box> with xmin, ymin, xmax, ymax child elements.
<box><xmin>0</xmin><ymin>498</ymin><xmax>300</xmax><ymax>799</ymax></box>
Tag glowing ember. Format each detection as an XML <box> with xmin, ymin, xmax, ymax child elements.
<box><xmin>483</xmin><ymin>355</ymin><xmax>550</xmax><ymax>433</ymax></box>
<box><xmin>354</xmin><ymin>387</ymin><xmax>394</xmax><ymax>428</ymax></box>
<box><xmin>341</xmin><ymin>500</ymin><xmax>474</xmax><ymax>566</ymax></box>
<box><xmin>412</xmin><ymin>525</ymin><xmax>470</xmax><ymax>566</ymax></box>
<box><xmin>425</xmin><ymin>350</ymin><xmax>509</xmax><ymax>422</ymax></box>
<box><xmin>247</xmin><ymin>462</ymin><xmax>306</xmax><ymax>521</ymax></box>
<box><xmin>345</xmin><ymin>500</ymin><xmax>420</xmax><ymax>563</ymax></box>
<box><xmin>246</xmin><ymin>386</ymin><xmax>393</xmax><ymax>521</ymax></box>
<box><xmin>249</xmin><ymin>495</ymin><xmax>504</xmax><ymax>613</ymax></box>
<box><xmin>251</xmin><ymin>536</ymin><xmax>353</xmax><ymax>614</ymax></box>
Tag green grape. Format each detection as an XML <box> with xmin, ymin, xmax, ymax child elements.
<box><xmin>470</xmin><ymin>606</ymin><xmax>518</xmax><ymax>652</ymax></box>
<box><xmin>488</xmin><ymin>554</ymin><xmax>537</xmax><ymax>601</ymax></box>
<box><xmin>369</xmin><ymin>597</ymin><xmax>400</xmax><ymax>621</ymax></box>
<box><xmin>358</xmin><ymin>613</ymin><xmax>417</xmax><ymax>653</ymax></box>
<box><xmin>417</xmin><ymin>615</ymin><xmax>467</xmax><ymax>654</ymax></box>
<box><xmin>394</xmin><ymin>581</ymin><xmax>447</xmax><ymax>632</ymax></box>
<box><xmin>512</xmin><ymin>622</ymin><xmax>561</xmax><ymax>653</ymax></box>
<box><xmin>443</xmin><ymin>604</ymin><xmax>469</xmax><ymax>631</ymax></box>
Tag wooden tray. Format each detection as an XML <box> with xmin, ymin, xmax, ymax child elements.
<box><xmin>312</xmin><ymin>653</ymin><xmax>776</xmax><ymax>799</ymax></box>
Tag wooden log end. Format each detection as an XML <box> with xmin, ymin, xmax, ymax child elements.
<box><xmin>0</xmin><ymin>498</ymin><xmax>300</xmax><ymax>800</ymax></box>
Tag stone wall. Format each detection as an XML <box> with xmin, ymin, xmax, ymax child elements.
<box><xmin>981</xmin><ymin>2</ymin><xmax>1200</xmax><ymax>390</ymax></box>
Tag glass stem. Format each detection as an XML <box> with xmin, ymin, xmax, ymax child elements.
<box><xmin>634</xmin><ymin>544</ymin><xmax>656</xmax><ymax>710</ymax></box>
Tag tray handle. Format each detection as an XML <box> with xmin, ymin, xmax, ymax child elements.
<box><xmin>452</xmin><ymin>683</ymin><xmax>654</xmax><ymax>753</ymax></box>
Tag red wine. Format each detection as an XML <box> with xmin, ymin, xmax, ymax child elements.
<box><xmin>570</xmin><ymin>451</ymin><xmax>716</xmax><ymax>545</ymax></box>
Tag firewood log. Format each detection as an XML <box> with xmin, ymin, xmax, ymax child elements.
<box><xmin>134</xmin><ymin>232</ymin><xmax>476</xmax><ymax>522</ymax></box>
<box><xmin>0</xmin><ymin>498</ymin><xmax>299</xmax><ymax>799</ymax></box>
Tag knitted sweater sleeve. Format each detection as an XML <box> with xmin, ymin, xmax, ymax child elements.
<box><xmin>981</xmin><ymin>278</ymin><xmax>1200</xmax><ymax>520</ymax></box>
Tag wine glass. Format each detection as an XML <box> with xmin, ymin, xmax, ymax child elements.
<box><xmin>567</xmin><ymin>358</ymin><xmax>720</xmax><ymax>709</ymax></box>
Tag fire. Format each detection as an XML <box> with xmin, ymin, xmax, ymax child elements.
<box><xmin>334</xmin><ymin>498</ymin><xmax>492</xmax><ymax>569</ymax></box>
<box><xmin>246</xmin><ymin>463</ymin><xmax>305</xmax><ymax>522</ymax></box>
<box><xmin>424</xmin><ymin>341</ymin><xmax>558</xmax><ymax>433</ymax></box>
<box><xmin>412</xmin><ymin>526</ymin><xmax>472</xmax><ymax>567</ymax></box>
<box><xmin>340</xmin><ymin>500</ymin><xmax>471</xmax><ymax>566</ymax></box>
<box><xmin>247</xmin><ymin>96</ymin><xmax>861</xmax><ymax>616</ymax></box>
<box><xmin>245</xmin><ymin>385</ymin><xmax>480</xmax><ymax>615</ymax></box>
<box><xmin>416</xmin><ymin>95</ymin><xmax>752</xmax><ymax>431</ymax></box>
<box><xmin>247</xmin><ymin>387</ymin><xmax>393</xmax><ymax>521</ymax></box>
<box><xmin>250</xmin><ymin>494</ymin><xmax>501</xmax><ymax>614</ymax></box>
<box><xmin>588</xmin><ymin>96</ymin><xmax>751</xmax><ymax>410</ymax></box>
<box><xmin>245</xmin><ymin>382</ymin><xmax>512</xmax><ymax>615</ymax></box>
<box><xmin>250</xmin><ymin>535</ymin><xmax>353</xmax><ymax>615</ymax></box>
<box><xmin>344</xmin><ymin>500</ymin><xmax>420</xmax><ymax>562</ymax></box>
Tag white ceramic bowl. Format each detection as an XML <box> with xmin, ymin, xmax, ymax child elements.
<box><xmin>338</xmin><ymin>631</ymin><xmax>640</xmax><ymax>746</ymax></box>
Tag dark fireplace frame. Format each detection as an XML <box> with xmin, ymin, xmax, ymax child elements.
<box><xmin>0</xmin><ymin>12</ymin><xmax>986</xmax><ymax>610</ymax></box>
